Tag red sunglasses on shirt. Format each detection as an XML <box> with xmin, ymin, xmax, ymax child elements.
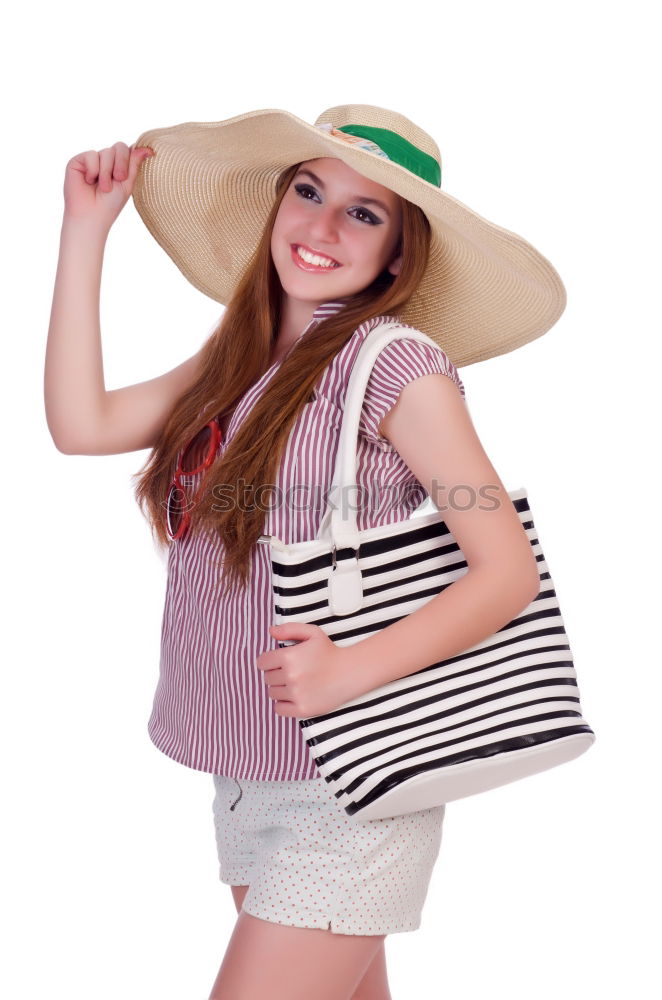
<box><xmin>165</xmin><ymin>417</ymin><xmax>222</xmax><ymax>540</ymax></box>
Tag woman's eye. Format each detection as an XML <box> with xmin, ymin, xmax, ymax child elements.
<box><xmin>350</xmin><ymin>207</ymin><xmax>379</xmax><ymax>225</ymax></box>
<box><xmin>294</xmin><ymin>183</ymin><xmax>318</xmax><ymax>201</ymax></box>
<box><xmin>293</xmin><ymin>183</ymin><xmax>380</xmax><ymax>225</ymax></box>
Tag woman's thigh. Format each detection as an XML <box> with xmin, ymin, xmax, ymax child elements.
<box><xmin>230</xmin><ymin>883</ymin><xmax>250</xmax><ymax>914</ymax></box>
<box><xmin>208</xmin><ymin>907</ymin><xmax>385</xmax><ymax>1000</ymax></box>
<box><xmin>229</xmin><ymin>883</ymin><xmax>391</xmax><ymax>1000</ymax></box>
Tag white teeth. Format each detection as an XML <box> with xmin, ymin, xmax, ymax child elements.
<box><xmin>296</xmin><ymin>245</ymin><xmax>338</xmax><ymax>267</ymax></box>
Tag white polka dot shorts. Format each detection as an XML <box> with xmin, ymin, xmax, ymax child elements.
<box><xmin>211</xmin><ymin>774</ymin><xmax>446</xmax><ymax>936</ymax></box>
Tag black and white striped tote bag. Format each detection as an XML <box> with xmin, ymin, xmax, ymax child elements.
<box><xmin>259</xmin><ymin>321</ymin><xmax>595</xmax><ymax>821</ymax></box>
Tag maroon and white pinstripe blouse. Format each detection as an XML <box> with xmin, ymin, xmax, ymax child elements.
<box><xmin>148</xmin><ymin>301</ymin><xmax>466</xmax><ymax>779</ymax></box>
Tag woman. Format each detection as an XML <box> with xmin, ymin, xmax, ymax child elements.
<box><xmin>45</xmin><ymin>104</ymin><xmax>563</xmax><ymax>1000</ymax></box>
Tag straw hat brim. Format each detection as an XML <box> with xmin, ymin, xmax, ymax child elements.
<box><xmin>132</xmin><ymin>107</ymin><xmax>566</xmax><ymax>367</ymax></box>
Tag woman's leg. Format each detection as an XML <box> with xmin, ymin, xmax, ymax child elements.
<box><xmin>211</xmin><ymin>885</ymin><xmax>391</xmax><ymax>1000</ymax></box>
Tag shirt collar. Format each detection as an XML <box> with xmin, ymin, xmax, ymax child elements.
<box><xmin>297</xmin><ymin>301</ymin><xmax>348</xmax><ymax>341</ymax></box>
<box><xmin>311</xmin><ymin>300</ymin><xmax>348</xmax><ymax>321</ymax></box>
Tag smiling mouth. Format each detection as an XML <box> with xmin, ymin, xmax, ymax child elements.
<box><xmin>291</xmin><ymin>244</ymin><xmax>342</xmax><ymax>270</ymax></box>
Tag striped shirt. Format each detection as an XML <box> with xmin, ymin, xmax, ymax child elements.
<box><xmin>148</xmin><ymin>301</ymin><xmax>466</xmax><ymax>779</ymax></box>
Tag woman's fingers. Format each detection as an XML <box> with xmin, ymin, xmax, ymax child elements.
<box><xmin>126</xmin><ymin>144</ymin><xmax>153</xmax><ymax>188</ymax></box>
<box><xmin>112</xmin><ymin>142</ymin><xmax>131</xmax><ymax>183</ymax></box>
<box><xmin>76</xmin><ymin>150</ymin><xmax>99</xmax><ymax>185</ymax></box>
<box><xmin>97</xmin><ymin>148</ymin><xmax>111</xmax><ymax>192</ymax></box>
<box><xmin>63</xmin><ymin>141</ymin><xmax>155</xmax><ymax>228</ymax></box>
<box><xmin>83</xmin><ymin>143</ymin><xmax>133</xmax><ymax>191</ymax></box>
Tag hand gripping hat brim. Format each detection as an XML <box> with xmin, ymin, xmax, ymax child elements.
<box><xmin>132</xmin><ymin>104</ymin><xmax>566</xmax><ymax>368</ymax></box>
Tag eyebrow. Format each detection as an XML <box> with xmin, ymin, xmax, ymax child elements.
<box><xmin>294</xmin><ymin>168</ymin><xmax>392</xmax><ymax>218</ymax></box>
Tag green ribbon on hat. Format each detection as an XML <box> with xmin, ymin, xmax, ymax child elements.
<box><xmin>337</xmin><ymin>124</ymin><xmax>441</xmax><ymax>187</ymax></box>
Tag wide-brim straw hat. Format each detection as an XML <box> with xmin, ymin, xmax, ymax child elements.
<box><xmin>132</xmin><ymin>104</ymin><xmax>566</xmax><ymax>367</ymax></box>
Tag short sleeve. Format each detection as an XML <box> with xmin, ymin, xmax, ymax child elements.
<box><xmin>359</xmin><ymin>337</ymin><xmax>466</xmax><ymax>449</ymax></box>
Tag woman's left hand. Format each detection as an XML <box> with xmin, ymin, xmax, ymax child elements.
<box><xmin>256</xmin><ymin>623</ymin><xmax>361</xmax><ymax>718</ymax></box>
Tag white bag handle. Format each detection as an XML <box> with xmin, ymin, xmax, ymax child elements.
<box><xmin>315</xmin><ymin>320</ymin><xmax>444</xmax><ymax>615</ymax></box>
<box><xmin>316</xmin><ymin>320</ymin><xmax>442</xmax><ymax>547</ymax></box>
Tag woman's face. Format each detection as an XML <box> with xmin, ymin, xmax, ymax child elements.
<box><xmin>270</xmin><ymin>157</ymin><xmax>403</xmax><ymax>314</ymax></box>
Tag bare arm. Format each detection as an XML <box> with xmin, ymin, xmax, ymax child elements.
<box><xmin>44</xmin><ymin>141</ymin><xmax>205</xmax><ymax>456</ymax></box>
<box><xmin>44</xmin><ymin>216</ymin><xmax>204</xmax><ymax>455</ymax></box>
<box><xmin>343</xmin><ymin>373</ymin><xmax>541</xmax><ymax>692</ymax></box>
<box><xmin>44</xmin><ymin>216</ymin><xmax>107</xmax><ymax>452</ymax></box>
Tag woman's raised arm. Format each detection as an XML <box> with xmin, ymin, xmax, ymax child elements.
<box><xmin>43</xmin><ymin>142</ymin><xmax>203</xmax><ymax>456</ymax></box>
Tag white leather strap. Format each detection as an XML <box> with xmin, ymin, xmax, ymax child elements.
<box><xmin>316</xmin><ymin>320</ymin><xmax>441</xmax><ymax>549</ymax></box>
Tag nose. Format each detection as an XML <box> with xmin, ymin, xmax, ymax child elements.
<box><xmin>306</xmin><ymin>203</ymin><xmax>342</xmax><ymax>245</ymax></box>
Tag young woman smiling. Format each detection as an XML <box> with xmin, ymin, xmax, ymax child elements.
<box><xmin>45</xmin><ymin>104</ymin><xmax>564</xmax><ymax>1000</ymax></box>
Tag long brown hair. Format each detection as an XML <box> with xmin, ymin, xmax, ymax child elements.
<box><xmin>132</xmin><ymin>160</ymin><xmax>432</xmax><ymax>596</ymax></box>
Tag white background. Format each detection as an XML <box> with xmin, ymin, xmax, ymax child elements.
<box><xmin>3</xmin><ymin>1</ymin><xmax>659</xmax><ymax>997</ymax></box>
